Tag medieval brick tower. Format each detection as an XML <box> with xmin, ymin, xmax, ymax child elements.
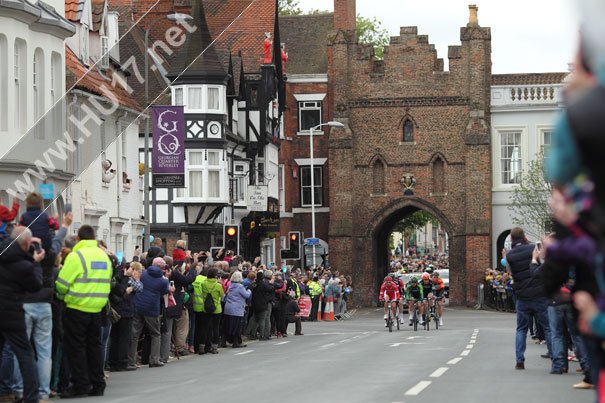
<box><xmin>327</xmin><ymin>1</ymin><xmax>492</xmax><ymax>305</ymax></box>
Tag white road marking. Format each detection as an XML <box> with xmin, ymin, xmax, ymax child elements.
<box><xmin>389</xmin><ymin>342</ymin><xmax>426</xmax><ymax>347</ymax></box>
<box><xmin>235</xmin><ymin>350</ymin><xmax>254</xmax><ymax>356</ymax></box>
<box><xmin>466</xmin><ymin>344</ymin><xmax>474</xmax><ymax>349</ymax></box>
<box><xmin>430</xmin><ymin>367</ymin><xmax>449</xmax><ymax>378</ymax></box>
<box><xmin>407</xmin><ymin>336</ymin><xmax>423</xmax><ymax>340</ymax></box>
<box><xmin>470</xmin><ymin>340</ymin><xmax>476</xmax><ymax>344</ymax></box>
<box><xmin>405</xmin><ymin>381</ymin><xmax>432</xmax><ymax>396</ymax></box>
<box><xmin>274</xmin><ymin>341</ymin><xmax>290</xmax><ymax>345</ymax></box>
<box><xmin>460</xmin><ymin>350</ymin><xmax>471</xmax><ymax>356</ymax></box>
<box><xmin>474</xmin><ymin>329</ymin><xmax>479</xmax><ymax>332</ymax></box>
<box><xmin>320</xmin><ymin>343</ymin><xmax>336</xmax><ymax>348</ymax></box>
<box><xmin>448</xmin><ymin>357</ymin><xmax>463</xmax><ymax>365</ymax></box>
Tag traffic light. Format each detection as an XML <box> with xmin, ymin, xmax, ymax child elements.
<box><xmin>289</xmin><ymin>231</ymin><xmax>301</xmax><ymax>260</ymax></box>
<box><xmin>224</xmin><ymin>224</ymin><xmax>239</xmax><ymax>255</ymax></box>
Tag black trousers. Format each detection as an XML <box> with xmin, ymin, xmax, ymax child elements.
<box><xmin>310</xmin><ymin>296</ymin><xmax>320</xmax><ymax>321</ymax></box>
<box><xmin>224</xmin><ymin>315</ymin><xmax>244</xmax><ymax>345</ymax></box>
<box><xmin>0</xmin><ymin>327</ymin><xmax>39</xmax><ymax>403</ymax></box>
<box><xmin>284</xmin><ymin>315</ymin><xmax>302</xmax><ymax>335</ymax></box>
<box><xmin>63</xmin><ymin>308</ymin><xmax>105</xmax><ymax>392</ymax></box>
<box><xmin>199</xmin><ymin>313</ymin><xmax>220</xmax><ymax>351</ymax></box>
<box><xmin>108</xmin><ymin>317</ymin><xmax>132</xmax><ymax>370</ymax></box>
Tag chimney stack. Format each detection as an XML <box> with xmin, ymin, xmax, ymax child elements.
<box><xmin>334</xmin><ymin>0</ymin><xmax>356</xmax><ymax>33</ymax></box>
<box><xmin>468</xmin><ymin>4</ymin><xmax>479</xmax><ymax>27</ymax></box>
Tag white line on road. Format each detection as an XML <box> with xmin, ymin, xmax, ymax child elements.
<box><xmin>405</xmin><ymin>381</ymin><xmax>432</xmax><ymax>396</ymax></box>
<box><xmin>407</xmin><ymin>336</ymin><xmax>423</xmax><ymax>340</ymax></box>
<box><xmin>235</xmin><ymin>350</ymin><xmax>254</xmax><ymax>355</ymax></box>
<box><xmin>470</xmin><ymin>340</ymin><xmax>476</xmax><ymax>344</ymax></box>
<box><xmin>448</xmin><ymin>357</ymin><xmax>463</xmax><ymax>365</ymax></box>
<box><xmin>430</xmin><ymin>367</ymin><xmax>449</xmax><ymax>378</ymax></box>
<box><xmin>460</xmin><ymin>350</ymin><xmax>471</xmax><ymax>356</ymax></box>
<box><xmin>274</xmin><ymin>341</ymin><xmax>290</xmax><ymax>345</ymax></box>
<box><xmin>320</xmin><ymin>343</ymin><xmax>336</xmax><ymax>348</ymax></box>
<box><xmin>466</xmin><ymin>344</ymin><xmax>474</xmax><ymax>349</ymax></box>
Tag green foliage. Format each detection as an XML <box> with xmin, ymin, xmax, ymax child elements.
<box><xmin>393</xmin><ymin>211</ymin><xmax>437</xmax><ymax>238</ymax></box>
<box><xmin>508</xmin><ymin>151</ymin><xmax>553</xmax><ymax>239</ymax></box>
<box><xmin>356</xmin><ymin>15</ymin><xmax>389</xmax><ymax>60</ymax></box>
<box><xmin>278</xmin><ymin>0</ymin><xmax>302</xmax><ymax>15</ymax></box>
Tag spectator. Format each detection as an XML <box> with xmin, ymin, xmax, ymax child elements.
<box><xmin>0</xmin><ymin>226</ymin><xmax>45</xmax><ymax>403</ymax></box>
<box><xmin>108</xmin><ymin>262</ymin><xmax>141</xmax><ymax>372</ymax></box>
<box><xmin>55</xmin><ymin>225</ymin><xmax>112</xmax><ymax>398</ymax></box>
<box><xmin>18</xmin><ymin>192</ymin><xmax>59</xmax><ymax>253</ymax></box>
<box><xmin>198</xmin><ymin>268</ymin><xmax>224</xmax><ymax>354</ymax></box>
<box><xmin>172</xmin><ymin>240</ymin><xmax>187</xmax><ymax>264</ymax></box>
<box><xmin>283</xmin><ymin>293</ymin><xmax>303</xmax><ymax>336</ymax></box>
<box><xmin>131</xmin><ymin>257</ymin><xmax>170</xmax><ymax>368</ymax></box>
<box><xmin>506</xmin><ymin>227</ymin><xmax>552</xmax><ymax>370</ymax></box>
<box><xmin>223</xmin><ymin>271</ymin><xmax>251</xmax><ymax>348</ymax></box>
<box><xmin>250</xmin><ymin>270</ymin><xmax>274</xmax><ymax>341</ymax></box>
<box><xmin>12</xmin><ymin>213</ymin><xmax>70</xmax><ymax>402</ymax></box>
<box><xmin>161</xmin><ymin>257</ymin><xmax>196</xmax><ymax>360</ymax></box>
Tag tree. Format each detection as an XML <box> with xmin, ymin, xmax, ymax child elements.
<box><xmin>356</xmin><ymin>15</ymin><xmax>389</xmax><ymax>60</ymax></box>
<box><xmin>393</xmin><ymin>210</ymin><xmax>438</xmax><ymax>249</ymax></box>
<box><xmin>278</xmin><ymin>0</ymin><xmax>302</xmax><ymax>16</ymax></box>
<box><xmin>508</xmin><ymin>151</ymin><xmax>553</xmax><ymax>239</ymax></box>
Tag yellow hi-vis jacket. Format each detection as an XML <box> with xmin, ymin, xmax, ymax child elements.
<box><xmin>55</xmin><ymin>240</ymin><xmax>112</xmax><ymax>313</ymax></box>
<box><xmin>192</xmin><ymin>274</ymin><xmax>207</xmax><ymax>312</ymax></box>
<box><xmin>308</xmin><ymin>281</ymin><xmax>323</xmax><ymax>298</ymax></box>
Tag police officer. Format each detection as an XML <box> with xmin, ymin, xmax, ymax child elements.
<box><xmin>308</xmin><ymin>275</ymin><xmax>322</xmax><ymax>322</ymax></box>
<box><xmin>56</xmin><ymin>225</ymin><xmax>112</xmax><ymax>398</ymax></box>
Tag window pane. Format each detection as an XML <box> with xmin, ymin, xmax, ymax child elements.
<box><xmin>208</xmin><ymin>87</ymin><xmax>219</xmax><ymax>110</ymax></box>
<box><xmin>403</xmin><ymin>120</ymin><xmax>414</xmax><ymax>142</ymax></box>
<box><xmin>208</xmin><ymin>171</ymin><xmax>220</xmax><ymax>197</ymax></box>
<box><xmin>174</xmin><ymin>88</ymin><xmax>183</xmax><ymax>106</ymax></box>
<box><xmin>313</xmin><ymin>167</ymin><xmax>322</xmax><ymax>186</ymax></box>
<box><xmin>301</xmin><ymin>167</ymin><xmax>310</xmax><ymax>186</ymax></box>
<box><xmin>189</xmin><ymin>171</ymin><xmax>203</xmax><ymax>197</ymax></box>
<box><xmin>189</xmin><ymin>87</ymin><xmax>202</xmax><ymax>109</ymax></box>
<box><xmin>189</xmin><ymin>152</ymin><xmax>204</xmax><ymax>166</ymax></box>
<box><xmin>208</xmin><ymin>151</ymin><xmax>219</xmax><ymax>166</ymax></box>
<box><xmin>500</xmin><ymin>131</ymin><xmax>521</xmax><ymax>185</ymax></box>
<box><xmin>314</xmin><ymin>187</ymin><xmax>322</xmax><ymax>205</ymax></box>
<box><xmin>302</xmin><ymin>187</ymin><xmax>311</xmax><ymax>205</ymax></box>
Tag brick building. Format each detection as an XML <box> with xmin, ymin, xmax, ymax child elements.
<box><xmin>280</xmin><ymin>1</ymin><xmax>493</xmax><ymax>306</ymax></box>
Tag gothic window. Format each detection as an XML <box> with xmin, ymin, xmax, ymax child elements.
<box><xmin>372</xmin><ymin>159</ymin><xmax>385</xmax><ymax>194</ymax></box>
<box><xmin>432</xmin><ymin>157</ymin><xmax>445</xmax><ymax>194</ymax></box>
<box><xmin>403</xmin><ymin>119</ymin><xmax>414</xmax><ymax>142</ymax></box>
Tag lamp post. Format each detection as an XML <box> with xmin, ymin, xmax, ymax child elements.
<box><xmin>308</xmin><ymin>121</ymin><xmax>344</xmax><ymax>268</ymax></box>
<box><xmin>143</xmin><ymin>13</ymin><xmax>192</xmax><ymax>250</ymax></box>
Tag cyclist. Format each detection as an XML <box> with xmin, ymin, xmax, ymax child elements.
<box><xmin>431</xmin><ymin>272</ymin><xmax>446</xmax><ymax>326</ymax></box>
<box><xmin>379</xmin><ymin>274</ymin><xmax>400</xmax><ymax>327</ymax></box>
<box><xmin>405</xmin><ymin>276</ymin><xmax>425</xmax><ymax>325</ymax></box>
<box><xmin>421</xmin><ymin>272</ymin><xmax>435</xmax><ymax>317</ymax></box>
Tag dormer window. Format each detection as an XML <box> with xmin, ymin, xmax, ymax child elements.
<box><xmin>80</xmin><ymin>25</ymin><xmax>89</xmax><ymax>64</ymax></box>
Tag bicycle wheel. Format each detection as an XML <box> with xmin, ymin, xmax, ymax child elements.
<box><xmin>413</xmin><ymin>307</ymin><xmax>418</xmax><ymax>332</ymax></box>
<box><xmin>396</xmin><ymin>311</ymin><xmax>400</xmax><ymax>331</ymax></box>
<box><xmin>434</xmin><ymin>305</ymin><xmax>440</xmax><ymax>330</ymax></box>
<box><xmin>387</xmin><ymin>307</ymin><xmax>393</xmax><ymax>333</ymax></box>
<box><xmin>424</xmin><ymin>301</ymin><xmax>430</xmax><ymax>331</ymax></box>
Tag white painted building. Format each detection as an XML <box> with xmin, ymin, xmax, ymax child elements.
<box><xmin>65</xmin><ymin>0</ymin><xmax>144</xmax><ymax>259</ymax></box>
<box><xmin>490</xmin><ymin>73</ymin><xmax>567</xmax><ymax>267</ymax></box>
<box><xmin>0</xmin><ymin>0</ymin><xmax>75</xmax><ymax>213</ymax></box>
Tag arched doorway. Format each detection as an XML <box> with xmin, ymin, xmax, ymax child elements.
<box><xmin>366</xmin><ymin>197</ymin><xmax>460</xmax><ymax>304</ymax></box>
<box><xmin>496</xmin><ymin>230</ymin><xmax>511</xmax><ymax>269</ymax></box>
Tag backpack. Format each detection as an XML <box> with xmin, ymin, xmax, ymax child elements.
<box><xmin>204</xmin><ymin>290</ymin><xmax>216</xmax><ymax>313</ymax></box>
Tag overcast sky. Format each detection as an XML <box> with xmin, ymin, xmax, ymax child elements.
<box><xmin>296</xmin><ymin>0</ymin><xmax>577</xmax><ymax>74</ymax></box>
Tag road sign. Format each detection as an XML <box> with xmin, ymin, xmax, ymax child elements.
<box><xmin>305</xmin><ymin>237</ymin><xmax>320</xmax><ymax>246</ymax></box>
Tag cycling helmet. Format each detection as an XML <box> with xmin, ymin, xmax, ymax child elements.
<box><xmin>384</xmin><ymin>275</ymin><xmax>393</xmax><ymax>282</ymax></box>
<box><xmin>421</xmin><ymin>272</ymin><xmax>430</xmax><ymax>280</ymax></box>
<box><xmin>431</xmin><ymin>271</ymin><xmax>440</xmax><ymax>277</ymax></box>
<box><xmin>410</xmin><ymin>276</ymin><xmax>418</xmax><ymax>283</ymax></box>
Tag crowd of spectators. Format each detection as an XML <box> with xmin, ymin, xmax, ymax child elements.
<box><xmin>0</xmin><ymin>192</ymin><xmax>353</xmax><ymax>402</ymax></box>
<box><xmin>388</xmin><ymin>250</ymin><xmax>449</xmax><ymax>273</ymax></box>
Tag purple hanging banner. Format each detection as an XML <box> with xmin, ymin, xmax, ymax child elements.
<box><xmin>152</xmin><ymin>105</ymin><xmax>185</xmax><ymax>188</ymax></box>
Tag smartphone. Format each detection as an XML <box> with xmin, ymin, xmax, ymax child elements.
<box><xmin>170</xmin><ymin>281</ymin><xmax>175</xmax><ymax>287</ymax></box>
<box><xmin>65</xmin><ymin>203</ymin><xmax>72</xmax><ymax>214</ymax></box>
<box><xmin>536</xmin><ymin>241</ymin><xmax>542</xmax><ymax>250</ymax></box>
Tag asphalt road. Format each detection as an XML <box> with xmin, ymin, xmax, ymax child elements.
<box><xmin>69</xmin><ymin>308</ymin><xmax>594</xmax><ymax>403</ymax></box>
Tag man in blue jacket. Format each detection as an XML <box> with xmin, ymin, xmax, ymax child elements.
<box><xmin>130</xmin><ymin>258</ymin><xmax>171</xmax><ymax>368</ymax></box>
<box><xmin>506</xmin><ymin>227</ymin><xmax>551</xmax><ymax>370</ymax></box>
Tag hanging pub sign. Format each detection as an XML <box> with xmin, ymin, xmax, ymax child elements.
<box><xmin>152</xmin><ymin>106</ymin><xmax>185</xmax><ymax>188</ymax></box>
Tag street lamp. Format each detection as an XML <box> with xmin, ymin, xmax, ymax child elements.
<box><xmin>143</xmin><ymin>12</ymin><xmax>192</xmax><ymax>251</ymax></box>
<box><xmin>308</xmin><ymin>120</ymin><xmax>345</xmax><ymax>268</ymax></box>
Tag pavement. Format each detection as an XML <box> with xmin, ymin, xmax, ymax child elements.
<box><xmin>66</xmin><ymin>308</ymin><xmax>595</xmax><ymax>403</ymax></box>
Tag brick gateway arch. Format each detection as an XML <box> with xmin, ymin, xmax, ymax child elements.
<box><xmin>326</xmin><ymin>2</ymin><xmax>492</xmax><ymax>306</ymax></box>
